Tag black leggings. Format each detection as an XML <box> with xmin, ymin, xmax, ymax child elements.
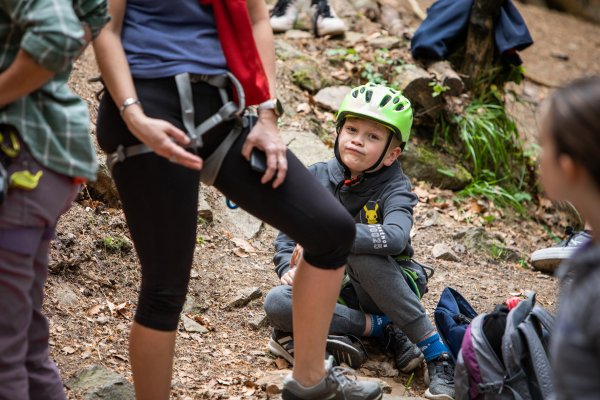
<box><xmin>96</xmin><ymin>77</ymin><xmax>355</xmax><ymax>331</ymax></box>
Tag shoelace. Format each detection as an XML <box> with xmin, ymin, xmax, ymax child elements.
<box><xmin>313</xmin><ymin>0</ymin><xmax>333</xmax><ymax>18</ymax></box>
<box><xmin>271</xmin><ymin>0</ymin><xmax>293</xmax><ymax>17</ymax></box>
<box><xmin>329</xmin><ymin>366</ymin><xmax>360</xmax><ymax>388</ymax></box>
<box><xmin>432</xmin><ymin>357</ymin><xmax>455</xmax><ymax>383</ymax></box>
<box><xmin>385</xmin><ymin>325</ymin><xmax>409</xmax><ymax>352</ymax></box>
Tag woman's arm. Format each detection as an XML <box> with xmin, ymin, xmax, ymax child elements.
<box><xmin>91</xmin><ymin>0</ymin><xmax>202</xmax><ymax>170</ymax></box>
<box><xmin>243</xmin><ymin>0</ymin><xmax>288</xmax><ymax>188</ymax></box>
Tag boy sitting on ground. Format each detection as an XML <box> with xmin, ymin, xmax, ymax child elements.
<box><xmin>264</xmin><ymin>83</ymin><xmax>455</xmax><ymax>400</ymax></box>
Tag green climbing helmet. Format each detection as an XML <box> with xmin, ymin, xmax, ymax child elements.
<box><xmin>336</xmin><ymin>83</ymin><xmax>413</xmax><ymax>145</ymax></box>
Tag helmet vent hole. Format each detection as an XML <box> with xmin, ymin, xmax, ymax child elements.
<box><xmin>380</xmin><ymin>95</ymin><xmax>392</xmax><ymax>107</ymax></box>
<box><xmin>352</xmin><ymin>90</ymin><xmax>358</xmax><ymax>98</ymax></box>
<box><xmin>359</xmin><ymin>87</ymin><xmax>366</xmax><ymax>94</ymax></box>
<box><xmin>365</xmin><ymin>90</ymin><xmax>373</xmax><ymax>102</ymax></box>
<box><xmin>392</xmin><ymin>97</ymin><xmax>400</xmax><ymax>104</ymax></box>
<box><xmin>395</xmin><ymin>103</ymin><xmax>406</xmax><ymax>111</ymax></box>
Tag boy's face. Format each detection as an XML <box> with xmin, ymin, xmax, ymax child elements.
<box><xmin>538</xmin><ymin>117</ymin><xmax>568</xmax><ymax>201</ymax></box>
<box><xmin>338</xmin><ymin>116</ymin><xmax>401</xmax><ymax>177</ymax></box>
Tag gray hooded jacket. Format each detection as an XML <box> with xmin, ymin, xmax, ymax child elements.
<box><xmin>273</xmin><ymin>158</ymin><xmax>418</xmax><ymax>278</ymax></box>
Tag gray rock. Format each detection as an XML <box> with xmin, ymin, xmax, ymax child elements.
<box><xmin>401</xmin><ymin>145</ymin><xmax>472</xmax><ymax>190</ymax></box>
<box><xmin>54</xmin><ymin>283</ymin><xmax>79</xmax><ymax>308</ymax></box>
<box><xmin>314</xmin><ymin>86</ymin><xmax>352</xmax><ymax>112</ymax></box>
<box><xmin>248</xmin><ymin>312</ymin><xmax>269</xmax><ymax>330</ymax></box>
<box><xmin>86</xmin><ymin>154</ymin><xmax>120</xmax><ymax>207</ymax></box>
<box><xmin>460</xmin><ymin>227</ymin><xmax>522</xmax><ymax>262</ymax></box>
<box><xmin>274</xmin><ymin>39</ymin><xmax>306</xmax><ymax>61</ymax></box>
<box><xmin>226</xmin><ymin>287</ymin><xmax>262</xmax><ymax>310</ymax></box>
<box><xmin>182</xmin><ymin>315</ymin><xmax>209</xmax><ymax>333</ymax></box>
<box><xmin>432</xmin><ymin>243</ymin><xmax>460</xmax><ymax>262</ymax></box>
<box><xmin>197</xmin><ymin>190</ymin><xmax>213</xmax><ymax>223</ymax></box>
<box><xmin>290</xmin><ymin>59</ymin><xmax>327</xmax><ymax>93</ymax></box>
<box><xmin>367</xmin><ymin>35</ymin><xmax>401</xmax><ymax>49</ymax></box>
<box><xmin>284</xmin><ymin>30</ymin><xmax>313</xmax><ymax>40</ymax></box>
<box><xmin>65</xmin><ymin>365</ymin><xmax>134</xmax><ymax>400</ymax></box>
<box><xmin>281</xmin><ymin>130</ymin><xmax>333</xmax><ymax>167</ymax></box>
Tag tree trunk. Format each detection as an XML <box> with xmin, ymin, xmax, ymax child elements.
<box><xmin>459</xmin><ymin>0</ymin><xmax>504</xmax><ymax>94</ymax></box>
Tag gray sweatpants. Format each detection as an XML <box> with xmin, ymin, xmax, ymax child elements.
<box><xmin>0</xmin><ymin>144</ymin><xmax>78</xmax><ymax>400</ymax></box>
<box><xmin>264</xmin><ymin>253</ymin><xmax>434</xmax><ymax>343</ymax></box>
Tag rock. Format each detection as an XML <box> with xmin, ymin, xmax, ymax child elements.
<box><xmin>182</xmin><ymin>315</ymin><xmax>209</xmax><ymax>334</ymax></box>
<box><xmin>460</xmin><ymin>227</ymin><xmax>522</xmax><ymax>262</ymax></box>
<box><xmin>274</xmin><ymin>39</ymin><xmax>306</xmax><ymax>61</ymax></box>
<box><xmin>313</xmin><ymin>86</ymin><xmax>352</xmax><ymax>111</ymax></box>
<box><xmin>53</xmin><ymin>283</ymin><xmax>79</xmax><ymax>308</ymax></box>
<box><xmin>65</xmin><ymin>365</ymin><xmax>134</xmax><ymax>400</ymax></box>
<box><xmin>367</xmin><ymin>35</ymin><xmax>401</xmax><ymax>50</ymax></box>
<box><xmin>284</xmin><ymin>30</ymin><xmax>313</xmax><ymax>40</ymax></box>
<box><xmin>401</xmin><ymin>145</ymin><xmax>472</xmax><ymax>190</ymax></box>
<box><xmin>226</xmin><ymin>287</ymin><xmax>262</xmax><ymax>310</ymax></box>
<box><xmin>281</xmin><ymin>130</ymin><xmax>333</xmax><ymax>167</ymax></box>
<box><xmin>290</xmin><ymin>59</ymin><xmax>327</xmax><ymax>93</ymax></box>
<box><xmin>86</xmin><ymin>154</ymin><xmax>120</xmax><ymax>207</ymax></box>
<box><xmin>432</xmin><ymin>243</ymin><xmax>460</xmax><ymax>262</ymax></box>
<box><xmin>248</xmin><ymin>312</ymin><xmax>269</xmax><ymax>330</ymax></box>
<box><xmin>197</xmin><ymin>189</ymin><xmax>213</xmax><ymax>223</ymax></box>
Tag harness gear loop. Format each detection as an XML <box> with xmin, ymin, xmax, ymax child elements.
<box><xmin>107</xmin><ymin>71</ymin><xmax>246</xmax><ymax>172</ymax></box>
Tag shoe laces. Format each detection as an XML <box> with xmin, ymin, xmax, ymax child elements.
<box><xmin>328</xmin><ymin>366</ymin><xmax>360</xmax><ymax>388</ymax></box>
<box><xmin>271</xmin><ymin>0</ymin><xmax>293</xmax><ymax>17</ymax></box>
<box><xmin>430</xmin><ymin>356</ymin><xmax>455</xmax><ymax>383</ymax></box>
<box><xmin>384</xmin><ymin>325</ymin><xmax>409</xmax><ymax>352</ymax></box>
<box><xmin>313</xmin><ymin>0</ymin><xmax>334</xmax><ymax>18</ymax></box>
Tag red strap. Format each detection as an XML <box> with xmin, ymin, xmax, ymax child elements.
<box><xmin>200</xmin><ymin>0</ymin><xmax>271</xmax><ymax>106</ymax></box>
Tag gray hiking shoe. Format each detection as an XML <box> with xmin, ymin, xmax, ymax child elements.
<box><xmin>282</xmin><ymin>356</ymin><xmax>382</xmax><ymax>400</ymax></box>
<box><xmin>530</xmin><ymin>227</ymin><xmax>592</xmax><ymax>272</ymax></box>
<box><xmin>384</xmin><ymin>324</ymin><xmax>424</xmax><ymax>373</ymax></box>
<box><xmin>424</xmin><ymin>353</ymin><xmax>455</xmax><ymax>400</ymax></box>
<box><xmin>326</xmin><ymin>335</ymin><xmax>367</xmax><ymax>369</ymax></box>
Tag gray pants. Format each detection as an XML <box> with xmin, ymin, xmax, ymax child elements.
<box><xmin>0</xmin><ymin>144</ymin><xmax>78</xmax><ymax>400</ymax></box>
<box><xmin>264</xmin><ymin>254</ymin><xmax>434</xmax><ymax>343</ymax></box>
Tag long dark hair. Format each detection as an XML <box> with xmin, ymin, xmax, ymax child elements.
<box><xmin>546</xmin><ymin>76</ymin><xmax>600</xmax><ymax>188</ymax></box>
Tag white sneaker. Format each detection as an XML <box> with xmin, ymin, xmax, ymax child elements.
<box><xmin>270</xmin><ymin>0</ymin><xmax>299</xmax><ymax>33</ymax></box>
<box><xmin>312</xmin><ymin>0</ymin><xmax>346</xmax><ymax>37</ymax></box>
<box><xmin>530</xmin><ymin>228</ymin><xmax>592</xmax><ymax>272</ymax></box>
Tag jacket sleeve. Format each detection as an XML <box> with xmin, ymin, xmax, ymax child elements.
<box><xmin>72</xmin><ymin>0</ymin><xmax>110</xmax><ymax>39</ymax></box>
<box><xmin>352</xmin><ymin>186</ymin><xmax>418</xmax><ymax>256</ymax></box>
<box><xmin>272</xmin><ymin>231</ymin><xmax>297</xmax><ymax>279</ymax></box>
<box><xmin>4</xmin><ymin>0</ymin><xmax>86</xmax><ymax>72</ymax></box>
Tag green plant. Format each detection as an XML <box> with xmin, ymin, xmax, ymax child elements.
<box><xmin>102</xmin><ymin>235</ymin><xmax>128</xmax><ymax>253</ymax></box>
<box><xmin>403</xmin><ymin>372</ymin><xmax>415</xmax><ymax>396</ymax></box>
<box><xmin>460</xmin><ymin>180</ymin><xmax>532</xmax><ymax>214</ymax></box>
<box><xmin>429</xmin><ymin>81</ymin><xmax>449</xmax><ymax>97</ymax></box>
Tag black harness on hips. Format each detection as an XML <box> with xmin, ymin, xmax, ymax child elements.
<box><xmin>107</xmin><ymin>71</ymin><xmax>246</xmax><ymax>175</ymax></box>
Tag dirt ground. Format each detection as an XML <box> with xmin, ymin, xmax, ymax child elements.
<box><xmin>46</xmin><ymin>1</ymin><xmax>600</xmax><ymax>399</ymax></box>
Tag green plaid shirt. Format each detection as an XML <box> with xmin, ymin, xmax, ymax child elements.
<box><xmin>0</xmin><ymin>0</ymin><xmax>108</xmax><ymax>180</ymax></box>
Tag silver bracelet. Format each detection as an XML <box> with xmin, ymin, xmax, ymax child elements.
<box><xmin>119</xmin><ymin>98</ymin><xmax>142</xmax><ymax>117</ymax></box>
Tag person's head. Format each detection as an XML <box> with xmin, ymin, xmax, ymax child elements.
<box><xmin>539</xmin><ymin>76</ymin><xmax>600</xmax><ymax>213</ymax></box>
<box><xmin>335</xmin><ymin>83</ymin><xmax>413</xmax><ymax>177</ymax></box>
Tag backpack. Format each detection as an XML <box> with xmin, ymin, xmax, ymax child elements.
<box><xmin>434</xmin><ymin>287</ymin><xmax>478</xmax><ymax>360</ymax></box>
<box><xmin>396</xmin><ymin>258</ymin><xmax>434</xmax><ymax>300</ymax></box>
<box><xmin>454</xmin><ymin>291</ymin><xmax>555</xmax><ymax>400</ymax></box>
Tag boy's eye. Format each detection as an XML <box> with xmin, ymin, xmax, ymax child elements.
<box><xmin>368</xmin><ymin>133</ymin><xmax>381</xmax><ymax>140</ymax></box>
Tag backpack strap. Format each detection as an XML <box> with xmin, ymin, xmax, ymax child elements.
<box><xmin>477</xmin><ymin>370</ymin><xmax>526</xmax><ymax>400</ymax></box>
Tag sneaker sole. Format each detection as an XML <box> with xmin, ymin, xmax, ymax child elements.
<box><xmin>325</xmin><ymin>337</ymin><xmax>366</xmax><ymax>368</ymax></box>
<box><xmin>398</xmin><ymin>352</ymin><xmax>425</xmax><ymax>374</ymax></box>
<box><xmin>282</xmin><ymin>389</ymin><xmax>382</xmax><ymax>400</ymax></box>
<box><xmin>268</xmin><ymin>338</ymin><xmax>295</xmax><ymax>365</ymax></box>
<box><xmin>424</xmin><ymin>389</ymin><xmax>453</xmax><ymax>400</ymax></box>
<box><xmin>530</xmin><ymin>247</ymin><xmax>576</xmax><ymax>272</ymax></box>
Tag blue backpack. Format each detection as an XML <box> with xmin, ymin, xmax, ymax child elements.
<box><xmin>434</xmin><ymin>287</ymin><xmax>478</xmax><ymax>360</ymax></box>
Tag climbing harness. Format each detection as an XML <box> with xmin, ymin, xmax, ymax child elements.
<box><xmin>107</xmin><ymin>71</ymin><xmax>246</xmax><ymax>186</ymax></box>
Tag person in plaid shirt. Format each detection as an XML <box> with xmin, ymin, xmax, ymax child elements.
<box><xmin>0</xmin><ymin>1</ymin><xmax>108</xmax><ymax>398</ymax></box>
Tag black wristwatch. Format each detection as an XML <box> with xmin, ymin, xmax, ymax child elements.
<box><xmin>258</xmin><ymin>98</ymin><xmax>283</xmax><ymax>118</ymax></box>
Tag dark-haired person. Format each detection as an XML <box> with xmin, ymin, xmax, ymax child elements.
<box><xmin>0</xmin><ymin>0</ymin><xmax>108</xmax><ymax>398</ymax></box>
<box><xmin>538</xmin><ymin>75</ymin><xmax>600</xmax><ymax>399</ymax></box>
<box><xmin>91</xmin><ymin>1</ymin><xmax>381</xmax><ymax>399</ymax></box>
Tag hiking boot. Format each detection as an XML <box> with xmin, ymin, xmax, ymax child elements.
<box><xmin>282</xmin><ymin>356</ymin><xmax>383</xmax><ymax>400</ymax></box>
<box><xmin>269</xmin><ymin>329</ymin><xmax>295</xmax><ymax>364</ymax></box>
<box><xmin>384</xmin><ymin>324</ymin><xmax>424</xmax><ymax>373</ymax></box>
<box><xmin>424</xmin><ymin>353</ymin><xmax>455</xmax><ymax>400</ymax></box>
<box><xmin>311</xmin><ymin>0</ymin><xmax>346</xmax><ymax>37</ymax></box>
<box><xmin>270</xmin><ymin>0</ymin><xmax>299</xmax><ymax>32</ymax></box>
<box><xmin>530</xmin><ymin>227</ymin><xmax>592</xmax><ymax>272</ymax></box>
<box><xmin>326</xmin><ymin>335</ymin><xmax>367</xmax><ymax>368</ymax></box>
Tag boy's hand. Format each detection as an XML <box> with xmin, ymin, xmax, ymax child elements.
<box><xmin>280</xmin><ymin>267</ymin><xmax>296</xmax><ymax>285</ymax></box>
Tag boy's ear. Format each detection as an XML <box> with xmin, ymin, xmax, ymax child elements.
<box><xmin>558</xmin><ymin>153</ymin><xmax>584</xmax><ymax>183</ymax></box>
<box><xmin>383</xmin><ymin>146</ymin><xmax>402</xmax><ymax>166</ymax></box>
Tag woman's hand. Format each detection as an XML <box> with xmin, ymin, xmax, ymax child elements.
<box><xmin>123</xmin><ymin>107</ymin><xmax>203</xmax><ymax>170</ymax></box>
<box><xmin>280</xmin><ymin>244</ymin><xmax>303</xmax><ymax>285</ymax></box>
<box><xmin>241</xmin><ymin>110</ymin><xmax>287</xmax><ymax>188</ymax></box>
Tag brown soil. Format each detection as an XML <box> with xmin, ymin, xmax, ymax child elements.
<box><xmin>48</xmin><ymin>1</ymin><xmax>600</xmax><ymax>399</ymax></box>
